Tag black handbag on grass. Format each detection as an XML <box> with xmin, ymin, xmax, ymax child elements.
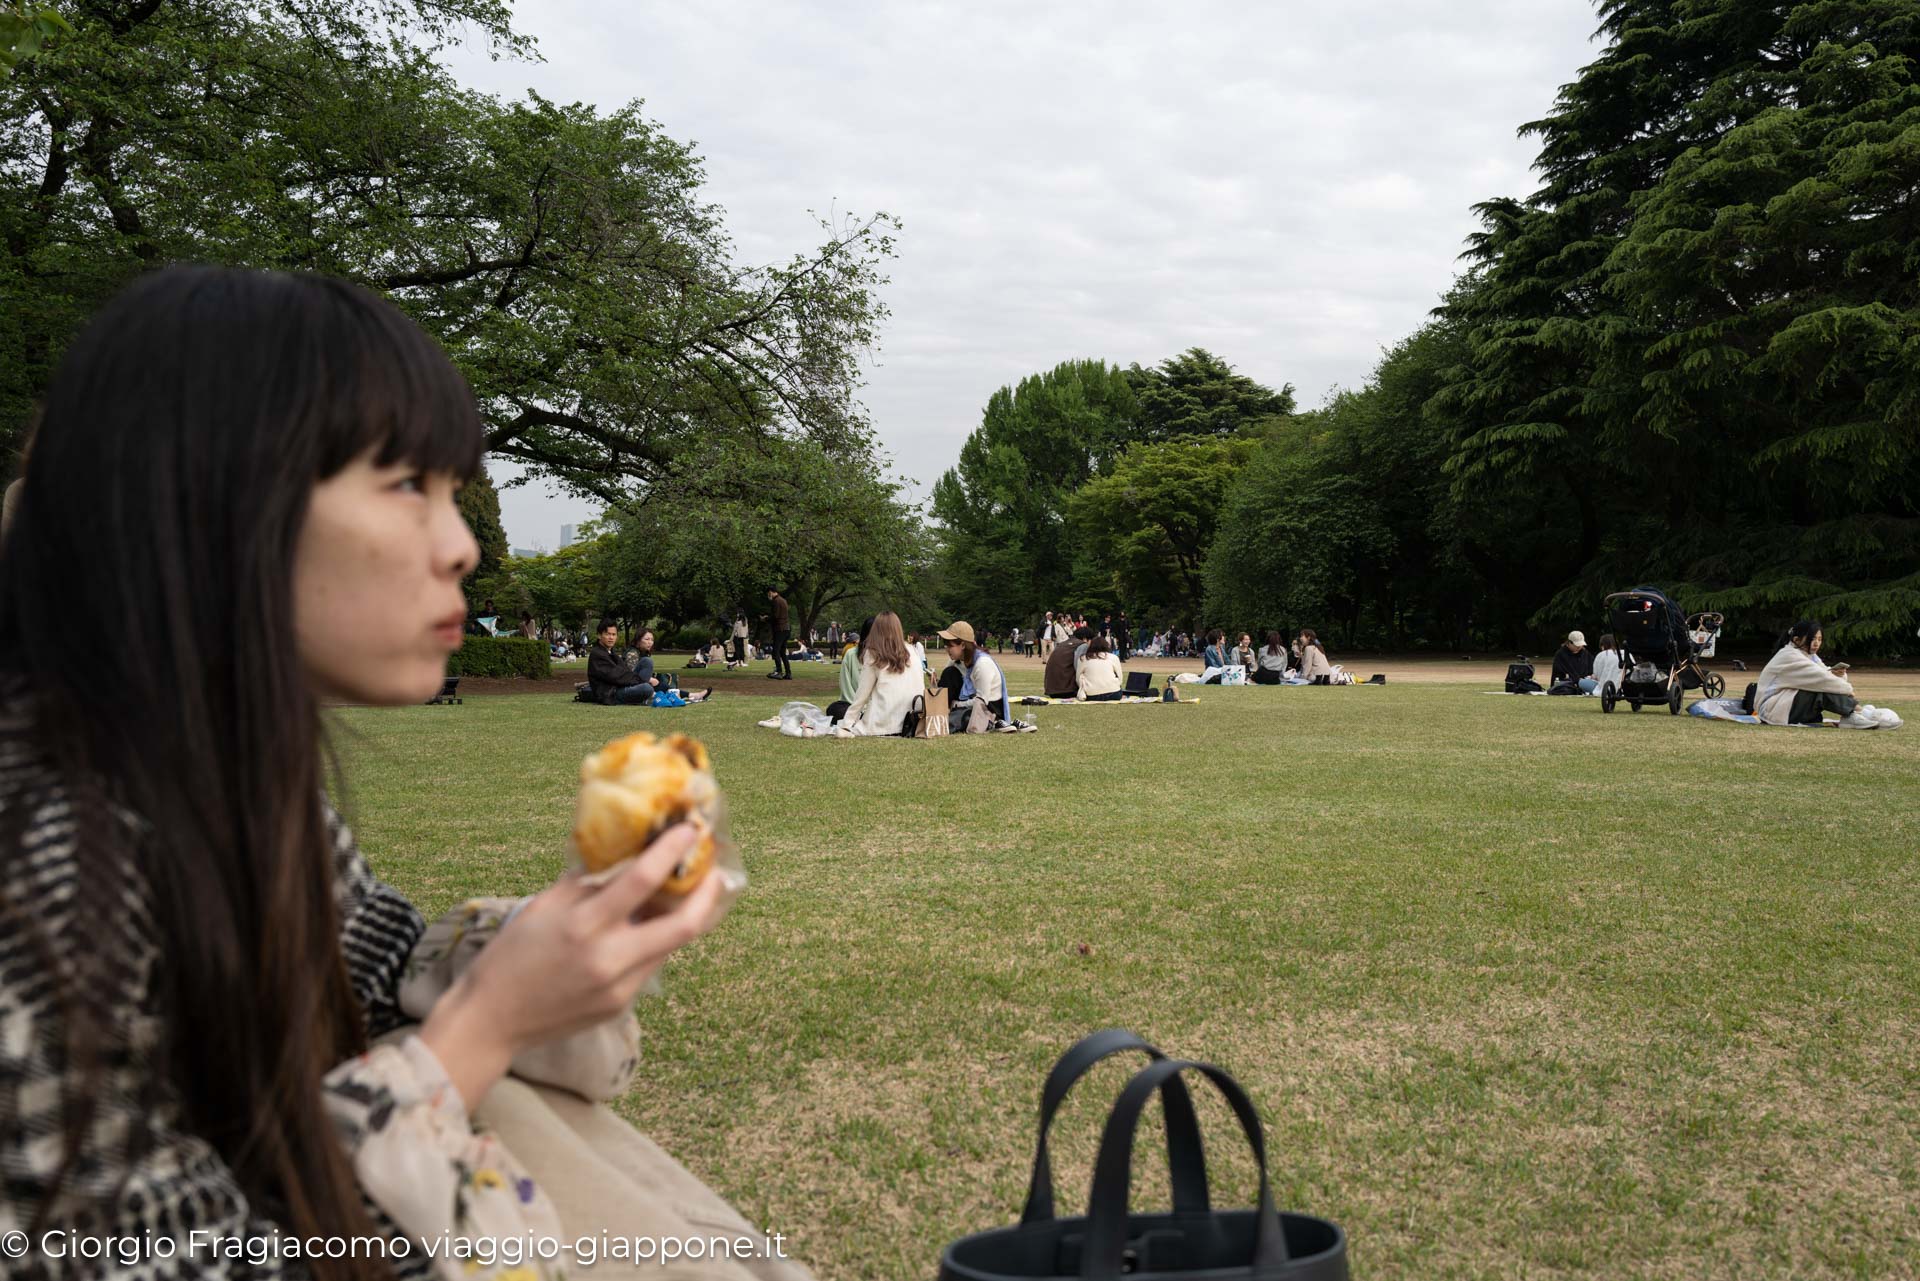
<box><xmin>940</xmin><ymin>1031</ymin><xmax>1347</xmax><ymax>1281</ymax></box>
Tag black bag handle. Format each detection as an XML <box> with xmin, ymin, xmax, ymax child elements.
<box><xmin>1081</xmin><ymin>1058</ymin><xmax>1286</xmax><ymax>1280</ymax></box>
<box><xmin>1021</xmin><ymin>1029</ymin><xmax>1209</xmax><ymax>1225</ymax></box>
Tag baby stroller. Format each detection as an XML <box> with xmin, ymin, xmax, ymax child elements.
<box><xmin>1600</xmin><ymin>587</ymin><xmax>1725</xmax><ymax>714</ymax></box>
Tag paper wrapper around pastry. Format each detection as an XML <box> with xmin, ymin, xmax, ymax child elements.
<box><xmin>566</xmin><ymin>732</ymin><xmax>746</xmax><ymax>990</ymax></box>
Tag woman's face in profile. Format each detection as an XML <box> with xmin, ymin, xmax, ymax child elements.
<box><xmin>292</xmin><ymin>451</ymin><xmax>478</xmax><ymax>705</ymax></box>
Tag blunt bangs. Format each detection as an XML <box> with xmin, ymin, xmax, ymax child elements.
<box><xmin>307</xmin><ymin>275</ymin><xmax>485</xmax><ymax>483</ymax></box>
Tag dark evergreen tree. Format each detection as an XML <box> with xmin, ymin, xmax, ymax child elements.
<box><xmin>1432</xmin><ymin>0</ymin><xmax>1920</xmax><ymax>648</ymax></box>
<box><xmin>1123</xmin><ymin>348</ymin><xmax>1295</xmax><ymax>442</ymax></box>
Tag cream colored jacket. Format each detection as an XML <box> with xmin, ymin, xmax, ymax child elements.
<box><xmin>1755</xmin><ymin>644</ymin><xmax>1853</xmax><ymax>725</ymax></box>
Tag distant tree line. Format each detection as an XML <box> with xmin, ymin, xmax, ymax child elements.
<box><xmin>934</xmin><ymin>2</ymin><xmax>1920</xmax><ymax>654</ymax></box>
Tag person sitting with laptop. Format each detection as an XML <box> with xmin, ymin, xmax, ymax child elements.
<box><xmin>1078</xmin><ymin>635</ymin><xmax>1126</xmax><ymax>701</ymax></box>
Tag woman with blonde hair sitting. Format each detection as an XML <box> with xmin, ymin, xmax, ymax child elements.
<box><xmin>835</xmin><ymin>612</ymin><xmax>925</xmax><ymax>736</ymax></box>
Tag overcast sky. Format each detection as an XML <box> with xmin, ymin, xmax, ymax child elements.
<box><xmin>443</xmin><ymin>2</ymin><xmax>1602</xmax><ymax>552</ymax></box>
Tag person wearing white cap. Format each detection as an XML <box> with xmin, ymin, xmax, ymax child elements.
<box><xmin>935</xmin><ymin>620</ymin><xmax>1009</xmax><ymax>732</ymax></box>
<box><xmin>1552</xmin><ymin>629</ymin><xmax>1597</xmax><ymax>692</ymax></box>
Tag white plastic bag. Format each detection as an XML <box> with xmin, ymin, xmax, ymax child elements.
<box><xmin>778</xmin><ymin>700</ymin><xmax>834</xmax><ymax>737</ymax></box>
<box><xmin>1221</xmin><ymin>665</ymin><xmax>1248</xmax><ymax>686</ymax></box>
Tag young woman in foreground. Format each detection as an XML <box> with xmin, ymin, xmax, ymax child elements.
<box><xmin>0</xmin><ymin>267</ymin><xmax>806</xmax><ymax>1280</ymax></box>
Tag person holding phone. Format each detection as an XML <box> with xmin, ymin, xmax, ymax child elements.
<box><xmin>1755</xmin><ymin>619</ymin><xmax>1860</xmax><ymax>725</ymax></box>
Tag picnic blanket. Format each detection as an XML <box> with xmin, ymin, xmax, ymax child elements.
<box><xmin>1689</xmin><ymin>697</ymin><xmax>1901</xmax><ymax>728</ymax></box>
<box><xmin>1687</xmin><ymin>697</ymin><xmax>1761</xmax><ymax>724</ymax></box>
<box><xmin>756</xmin><ymin>702</ymin><xmax>1038</xmax><ymax>735</ymax></box>
<box><xmin>1017</xmin><ymin>694</ymin><xmax>1197</xmax><ymax>706</ymax></box>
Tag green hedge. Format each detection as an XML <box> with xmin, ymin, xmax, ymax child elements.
<box><xmin>446</xmin><ymin>636</ymin><xmax>551</xmax><ymax>679</ymax></box>
<box><xmin>663</xmin><ymin>623</ymin><xmax>719</xmax><ymax>651</ymax></box>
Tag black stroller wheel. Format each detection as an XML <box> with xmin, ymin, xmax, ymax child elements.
<box><xmin>1702</xmin><ymin>672</ymin><xmax>1725</xmax><ymax>699</ymax></box>
<box><xmin>1601</xmin><ymin>681</ymin><xmax>1617</xmax><ymax>713</ymax></box>
<box><xmin>1668</xmin><ymin>683</ymin><xmax>1683</xmax><ymax>715</ymax></box>
<box><xmin>1630</xmin><ymin>698</ymin><xmax>1642</xmax><ymax>711</ymax></box>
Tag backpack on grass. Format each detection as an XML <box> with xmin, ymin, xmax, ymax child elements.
<box><xmin>1505</xmin><ymin>661</ymin><xmax>1541</xmax><ymax>694</ymax></box>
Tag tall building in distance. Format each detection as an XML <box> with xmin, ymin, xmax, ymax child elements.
<box><xmin>559</xmin><ymin>524</ymin><xmax>576</xmax><ymax>548</ymax></box>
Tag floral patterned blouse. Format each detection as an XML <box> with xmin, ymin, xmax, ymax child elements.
<box><xmin>0</xmin><ymin>707</ymin><xmax>639</xmax><ymax>1281</ymax></box>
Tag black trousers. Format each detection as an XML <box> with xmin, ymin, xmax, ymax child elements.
<box><xmin>937</xmin><ymin>665</ymin><xmax>966</xmax><ymax>700</ymax></box>
<box><xmin>935</xmin><ymin>666</ymin><xmax>981</xmax><ymax>730</ymax></box>
<box><xmin>772</xmin><ymin>630</ymin><xmax>791</xmax><ymax>677</ymax></box>
<box><xmin>1790</xmin><ymin>689</ymin><xmax>1856</xmax><ymax>724</ymax></box>
<box><xmin>1251</xmin><ymin>667</ymin><xmax>1281</xmax><ymax>685</ymax></box>
<box><xmin>732</xmin><ymin>637</ymin><xmax>746</xmax><ymax>663</ymax></box>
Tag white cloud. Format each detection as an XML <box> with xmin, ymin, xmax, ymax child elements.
<box><xmin>445</xmin><ymin>0</ymin><xmax>1601</xmax><ymax>543</ymax></box>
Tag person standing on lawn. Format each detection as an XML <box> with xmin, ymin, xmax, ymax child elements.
<box><xmin>730</xmin><ymin>610</ymin><xmax>749</xmax><ymax>667</ymax></box>
<box><xmin>767</xmin><ymin>586</ymin><xmax>792</xmax><ymax>680</ymax></box>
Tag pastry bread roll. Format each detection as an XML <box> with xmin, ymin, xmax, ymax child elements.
<box><xmin>571</xmin><ymin>731</ymin><xmax>718</xmax><ymax>902</ymax></box>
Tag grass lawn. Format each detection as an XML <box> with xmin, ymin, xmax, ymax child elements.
<box><xmin>331</xmin><ymin>657</ymin><xmax>1920</xmax><ymax>1280</ymax></box>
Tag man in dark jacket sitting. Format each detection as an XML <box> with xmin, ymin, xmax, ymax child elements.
<box><xmin>589</xmin><ymin>621</ymin><xmax>653</xmax><ymax>704</ymax></box>
<box><xmin>1043</xmin><ymin>625</ymin><xmax>1084</xmax><ymax>699</ymax></box>
<box><xmin>589</xmin><ymin>624</ymin><xmax>713</xmax><ymax>705</ymax></box>
<box><xmin>1551</xmin><ymin>629</ymin><xmax>1596</xmax><ymax>693</ymax></box>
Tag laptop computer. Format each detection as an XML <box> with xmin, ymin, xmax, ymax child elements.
<box><xmin>1124</xmin><ymin>670</ymin><xmax>1154</xmax><ymax>695</ymax></box>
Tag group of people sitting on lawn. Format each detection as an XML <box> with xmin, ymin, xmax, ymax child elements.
<box><xmin>585</xmin><ymin>622</ymin><xmax>715</xmax><ymax>705</ymax></box>
<box><xmin>1550</xmin><ymin>619</ymin><xmax>1882</xmax><ymax>726</ymax></box>
<box><xmin>1033</xmin><ymin>625</ymin><xmax>1337</xmax><ymax>698</ymax></box>
<box><xmin>823</xmin><ymin>613</ymin><xmax>1010</xmax><ymax>735</ymax></box>
<box><xmin>1199</xmin><ymin>628</ymin><xmax>1335</xmax><ymax>684</ymax></box>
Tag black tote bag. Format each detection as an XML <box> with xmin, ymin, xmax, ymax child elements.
<box><xmin>940</xmin><ymin>1037</ymin><xmax>1347</xmax><ymax>1281</ymax></box>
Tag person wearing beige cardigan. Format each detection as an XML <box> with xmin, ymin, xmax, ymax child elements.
<box><xmin>1755</xmin><ymin>620</ymin><xmax>1858</xmax><ymax>725</ymax></box>
<box><xmin>1078</xmin><ymin>635</ymin><xmax>1126</xmax><ymax>700</ymax></box>
<box><xmin>835</xmin><ymin>612</ymin><xmax>923</xmax><ymax>736</ymax></box>
<box><xmin>1296</xmin><ymin>629</ymin><xmax>1333</xmax><ymax>682</ymax></box>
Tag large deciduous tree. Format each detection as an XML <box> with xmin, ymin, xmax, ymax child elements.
<box><xmin>929</xmin><ymin>360</ymin><xmax>1139</xmax><ymax>627</ymax></box>
<box><xmin>594</xmin><ymin>438</ymin><xmax>926</xmax><ymax>641</ymax></box>
<box><xmin>3</xmin><ymin>0</ymin><xmax>896</xmax><ymax>507</ymax></box>
<box><xmin>1068</xmin><ymin>437</ymin><xmax>1255</xmax><ymax>621</ymax></box>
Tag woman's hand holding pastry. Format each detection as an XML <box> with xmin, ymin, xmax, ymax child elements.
<box><xmin>420</xmin><ymin>823</ymin><xmax>725</xmax><ymax>1108</ymax></box>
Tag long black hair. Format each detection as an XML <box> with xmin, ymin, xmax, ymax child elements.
<box><xmin>0</xmin><ymin>266</ymin><xmax>481</xmax><ymax>1278</ymax></box>
<box><xmin>1782</xmin><ymin>618</ymin><xmax>1822</xmax><ymax>651</ymax></box>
